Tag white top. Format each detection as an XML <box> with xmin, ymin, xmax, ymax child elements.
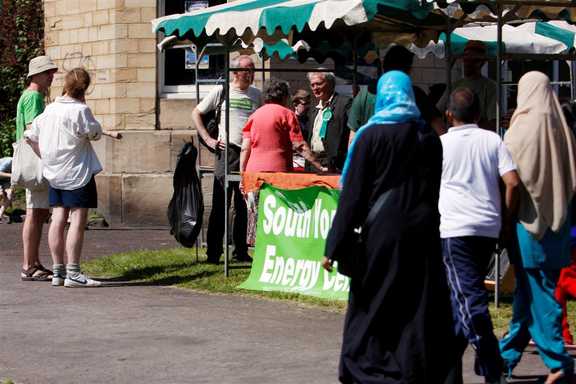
<box><xmin>439</xmin><ymin>124</ymin><xmax>517</xmax><ymax>239</ymax></box>
<box><xmin>196</xmin><ymin>84</ymin><xmax>261</xmax><ymax>148</ymax></box>
<box><xmin>311</xmin><ymin>96</ymin><xmax>333</xmax><ymax>153</ymax></box>
<box><xmin>25</xmin><ymin>96</ymin><xmax>103</xmax><ymax>190</ymax></box>
<box><xmin>310</xmin><ymin>93</ymin><xmax>334</xmax><ymax>153</ymax></box>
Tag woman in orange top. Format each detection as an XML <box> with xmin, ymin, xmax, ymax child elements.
<box><xmin>240</xmin><ymin>80</ymin><xmax>325</xmax><ymax>174</ymax></box>
<box><xmin>240</xmin><ymin>80</ymin><xmax>325</xmax><ymax>246</ymax></box>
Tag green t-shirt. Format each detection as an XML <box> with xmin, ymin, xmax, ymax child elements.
<box><xmin>452</xmin><ymin>77</ymin><xmax>497</xmax><ymax>122</ymax></box>
<box><xmin>15</xmin><ymin>89</ymin><xmax>45</xmax><ymax>141</ymax></box>
<box><xmin>437</xmin><ymin>76</ymin><xmax>497</xmax><ymax>124</ymax></box>
<box><xmin>347</xmin><ymin>87</ymin><xmax>376</xmax><ymax>132</ymax></box>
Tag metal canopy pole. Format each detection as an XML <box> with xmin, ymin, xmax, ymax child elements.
<box><xmin>571</xmin><ymin>61</ymin><xmax>576</xmax><ymax>101</ymax></box>
<box><xmin>224</xmin><ymin>47</ymin><xmax>230</xmax><ymax>278</ymax></box>
<box><xmin>352</xmin><ymin>36</ymin><xmax>359</xmax><ymax>95</ymax></box>
<box><xmin>445</xmin><ymin>19</ymin><xmax>453</xmax><ymax>115</ymax></box>
<box><xmin>261</xmin><ymin>56</ymin><xmax>266</xmax><ymax>89</ymax></box>
<box><xmin>495</xmin><ymin>1</ymin><xmax>504</xmax><ymax>308</ymax></box>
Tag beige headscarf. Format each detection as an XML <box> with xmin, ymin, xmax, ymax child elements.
<box><xmin>505</xmin><ymin>71</ymin><xmax>576</xmax><ymax>240</ymax></box>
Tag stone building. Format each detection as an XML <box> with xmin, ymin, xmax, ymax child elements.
<box><xmin>42</xmin><ymin>0</ymin><xmax>455</xmax><ymax>228</ymax></box>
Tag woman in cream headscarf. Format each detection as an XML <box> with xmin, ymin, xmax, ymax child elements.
<box><xmin>500</xmin><ymin>71</ymin><xmax>576</xmax><ymax>383</ymax></box>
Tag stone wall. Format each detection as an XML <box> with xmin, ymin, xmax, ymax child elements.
<box><xmin>43</xmin><ymin>0</ymin><xmax>180</xmax><ymax>227</ymax></box>
<box><xmin>44</xmin><ymin>0</ymin><xmax>156</xmax><ymax>131</ymax></box>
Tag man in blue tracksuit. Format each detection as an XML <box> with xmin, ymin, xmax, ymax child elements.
<box><xmin>439</xmin><ymin>88</ymin><xmax>520</xmax><ymax>384</ymax></box>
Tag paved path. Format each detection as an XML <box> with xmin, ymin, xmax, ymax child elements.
<box><xmin>0</xmin><ymin>223</ymin><xmax>563</xmax><ymax>383</ymax></box>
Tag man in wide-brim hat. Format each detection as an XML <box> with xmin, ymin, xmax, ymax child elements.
<box><xmin>16</xmin><ymin>55</ymin><xmax>57</xmax><ymax>281</ymax></box>
<box><xmin>437</xmin><ymin>40</ymin><xmax>498</xmax><ymax>131</ymax></box>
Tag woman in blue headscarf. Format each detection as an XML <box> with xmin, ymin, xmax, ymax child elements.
<box><xmin>323</xmin><ymin>71</ymin><xmax>458</xmax><ymax>384</ymax></box>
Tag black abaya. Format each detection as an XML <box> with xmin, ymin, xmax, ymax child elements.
<box><xmin>326</xmin><ymin>122</ymin><xmax>457</xmax><ymax>384</ymax></box>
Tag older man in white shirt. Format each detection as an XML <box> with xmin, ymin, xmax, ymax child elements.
<box><xmin>192</xmin><ymin>55</ymin><xmax>262</xmax><ymax>264</ymax></box>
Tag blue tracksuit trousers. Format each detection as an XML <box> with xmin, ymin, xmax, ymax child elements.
<box><xmin>442</xmin><ymin>236</ymin><xmax>504</xmax><ymax>382</ymax></box>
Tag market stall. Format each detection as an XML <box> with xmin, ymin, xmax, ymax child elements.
<box><xmin>152</xmin><ymin>0</ymin><xmax>576</xmax><ymax>302</ymax></box>
<box><xmin>152</xmin><ymin>0</ymin><xmax>445</xmax><ymax>282</ymax></box>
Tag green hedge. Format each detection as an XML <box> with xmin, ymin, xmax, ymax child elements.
<box><xmin>0</xmin><ymin>0</ymin><xmax>44</xmax><ymax>158</ymax></box>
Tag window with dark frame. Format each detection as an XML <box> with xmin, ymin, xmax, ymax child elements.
<box><xmin>162</xmin><ymin>0</ymin><xmax>226</xmax><ymax>88</ymax></box>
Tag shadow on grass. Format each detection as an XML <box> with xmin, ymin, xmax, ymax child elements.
<box><xmin>94</xmin><ymin>263</ymin><xmax>221</xmax><ymax>287</ymax></box>
<box><xmin>227</xmin><ymin>264</ymin><xmax>252</xmax><ymax>270</ymax></box>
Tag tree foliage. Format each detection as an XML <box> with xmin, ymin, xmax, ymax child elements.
<box><xmin>0</xmin><ymin>0</ymin><xmax>44</xmax><ymax>157</ymax></box>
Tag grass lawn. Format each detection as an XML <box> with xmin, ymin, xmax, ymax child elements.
<box><xmin>83</xmin><ymin>247</ymin><xmax>576</xmax><ymax>336</ymax></box>
<box><xmin>83</xmin><ymin>247</ymin><xmax>347</xmax><ymax>312</ymax></box>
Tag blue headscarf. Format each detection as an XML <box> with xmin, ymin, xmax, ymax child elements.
<box><xmin>341</xmin><ymin>71</ymin><xmax>422</xmax><ymax>184</ymax></box>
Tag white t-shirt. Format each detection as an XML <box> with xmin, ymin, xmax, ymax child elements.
<box><xmin>25</xmin><ymin>96</ymin><xmax>103</xmax><ymax>190</ymax></box>
<box><xmin>439</xmin><ymin>124</ymin><xmax>517</xmax><ymax>239</ymax></box>
<box><xmin>196</xmin><ymin>85</ymin><xmax>261</xmax><ymax>148</ymax></box>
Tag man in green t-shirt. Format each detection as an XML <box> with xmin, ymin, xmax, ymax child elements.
<box><xmin>348</xmin><ymin>46</ymin><xmax>445</xmax><ymax>145</ymax></box>
<box><xmin>437</xmin><ymin>41</ymin><xmax>497</xmax><ymax>131</ymax></box>
<box><xmin>16</xmin><ymin>56</ymin><xmax>57</xmax><ymax>281</ymax></box>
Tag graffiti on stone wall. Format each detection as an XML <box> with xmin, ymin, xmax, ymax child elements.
<box><xmin>62</xmin><ymin>51</ymin><xmax>96</xmax><ymax>95</ymax></box>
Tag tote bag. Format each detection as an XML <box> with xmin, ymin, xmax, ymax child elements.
<box><xmin>10</xmin><ymin>139</ymin><xmax>45</xmax><ymax>189</ymax></box>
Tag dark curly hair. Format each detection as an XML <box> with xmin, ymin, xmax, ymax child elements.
<box><xmin>264</xmin><ymin>80</ymin><xmax>290</xmax><ymax>104</ymax></box>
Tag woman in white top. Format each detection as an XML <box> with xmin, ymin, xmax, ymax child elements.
<box><xmin>26</xmin><ymin>68</ymin><xmax>121</xmax><ymax>287</ymax></box>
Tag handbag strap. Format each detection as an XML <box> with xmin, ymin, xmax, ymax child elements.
<box><xmin>364</xmin><ymin>188</ymin><xmax>394</xmax><ymax>228</ymax></box>
<box><xmin>364</xmin><ymin>127</ymin><xmax>426</xmax><ymax>228</ymax></box>
<box><xmin>214</xmin><ymin>86</ymin><xmax>226</xmax><ymax>122</ymax></box>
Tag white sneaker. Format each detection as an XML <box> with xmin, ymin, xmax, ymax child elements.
<box><xmin>64</xmin><ymin>273</ymin><xmax>102</xmax><ymax>288</ymax></box>
<box><xmin>52</xmin><ymin>273</ymin><xmax>66</xmax><ymax>286</ymax></box>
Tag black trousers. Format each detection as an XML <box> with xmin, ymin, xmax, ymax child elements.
<box><xmin>206</xmin><ymin>146</ymin><xmax>248</xmax><ymax>261</ymax></box>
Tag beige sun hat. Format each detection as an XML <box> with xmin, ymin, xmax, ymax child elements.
<box><xmin>27</xmin><ymin>56</ymin><xmax>58</xmax><ymax>78</ymax></box>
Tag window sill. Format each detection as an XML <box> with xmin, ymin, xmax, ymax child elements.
<box><xmin>161</xmin><ymin>92</ymin><xmax>199</xmax><ymax>100</ymax></box>
<box><xmin>160</xmin><ymin>84</ymin><xmax>220</xmax><ymax>100</ymax></box>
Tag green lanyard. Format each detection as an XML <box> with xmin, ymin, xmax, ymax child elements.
<box><xmin>319</xmin><ymin>107</ymin><xmax>333</xmax><ymax>139</ymax></box>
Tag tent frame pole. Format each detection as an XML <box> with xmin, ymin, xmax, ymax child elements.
<box><xmin>261</xmin><ymin>56</ymin><xmax>266</xmax><ymax>90</ymax></box>
<box><xmin>571</xmin><ymin>61</ymin><xmax>576</xmax><ymax>101</ymax></box>
<box><xmin>353</xmin><ymin>36</ymin><xmax>359</xmax><ymax>95</ymax></box>
<box><xmin>495</xmin><ymin>1</ymin><xmax>504</xmax><ymax>308</ymax></box>
<box><xmin>445</xmin><ymin>17</ymin><xmax>453</xmax><ymax>125</ymax></box>
<box><xmin>224</xmin><ymin>47</ymin><xmax>231</xmax><ymax>278</ymax></box>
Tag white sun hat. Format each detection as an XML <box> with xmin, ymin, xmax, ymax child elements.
<box><xmin>27</xmin><ymin>56</ymin><xmax>58</xmax><ymax>78</ymax></box>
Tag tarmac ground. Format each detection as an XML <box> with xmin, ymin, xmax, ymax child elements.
<box><xmin>0</xmin><ymin>223</ymin><xmax>568</xmax><ymax>383</ymax></box>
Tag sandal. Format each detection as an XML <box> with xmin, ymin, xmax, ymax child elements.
<box><xmin>21</xmin><ymin>265</ymin><xmax>53</xmax><ymax>281</ymax></box>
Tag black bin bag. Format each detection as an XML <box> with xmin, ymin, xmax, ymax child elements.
<box><xmin>167</xmin><ymin>142</ymin><xmax>204</xmax><ymax>247</ymax></box>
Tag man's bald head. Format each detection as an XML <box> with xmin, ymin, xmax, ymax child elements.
<box><xmin>448</xmin><ymin>87</ymin><xmax>480</xmax><ymax>125</ymax></box>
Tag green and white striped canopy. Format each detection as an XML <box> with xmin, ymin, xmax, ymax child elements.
<box><xmin>152</xmin><ymin>0</ymin><xmax>576</xmax><ymax>62</ymax></box>
<box><xmin>153</xmin><ymin>0</ymin><xmax>576</xmax><ymax>40</ymax></box>
<box><xmin>152</xmin><ymin>0</ymin><xmax>431</xmax><ymax>38</ymax></box>
<box><xmin>409</xmin><ymin>20</ymin><xmax>576</xmax><ymax>59</ymax></box>
<box><xmin>433</xmin><ymin>1</ymin><xmax>576</xmax><ymax>25</ymax></box>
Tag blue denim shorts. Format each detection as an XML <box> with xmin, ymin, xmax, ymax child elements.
<box><xmin>49</xmin><ymin>176</ymin><xmax>97</xmax><ymax>208</ymax></box>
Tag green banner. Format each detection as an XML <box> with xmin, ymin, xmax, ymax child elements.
<box><xmin>238</xmin><ymin>184</ymin><xmax>350</xmax><ymax>301</ymax></box>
